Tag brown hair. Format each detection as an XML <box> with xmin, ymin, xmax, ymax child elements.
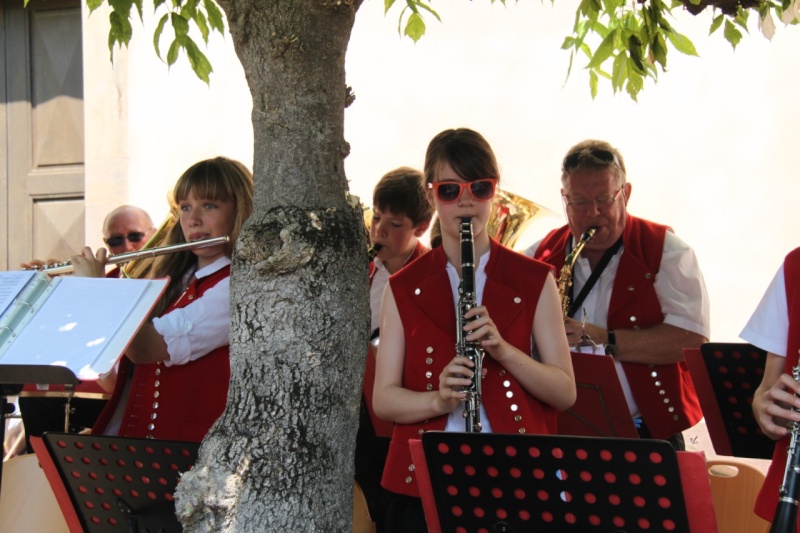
<box><xmin>150</xmin><ymin>156</ymin><xmax>254</xmax><ymax>316</ymax></box>
<box><xmin>372</xmin><ymin>167</ymin><xmax>433</xmax><ymax>226</ymax></box>
<box><xmin>423</xmin><ymin>128</ymin><xmax>501</xmax><ymax>186</ymax></box>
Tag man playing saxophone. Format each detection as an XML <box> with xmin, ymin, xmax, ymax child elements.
<box><xmin>526</xmin><ymin>139</ymin><xmax>710</xmax><ymax>450</ymax></box>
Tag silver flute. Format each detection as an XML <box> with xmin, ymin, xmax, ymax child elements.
<box><xmin>25</xmin><ymin>236</ymin><xmax>230</xmax><ymax>275</ymax></box>
<box><xmin>457</xmin><ymin>217</ymin><xmax>485</xmax><ymax>433</ymax></box>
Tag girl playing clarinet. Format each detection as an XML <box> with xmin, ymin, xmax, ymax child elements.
<box><xmin>372</xmin><ymin>128</ymin><xmax>575</xmax><ymax>532</ymax></box>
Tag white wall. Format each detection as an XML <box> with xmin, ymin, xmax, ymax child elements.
<box><xmin>87</xmin><ymin>0</ymin><xmax>800</xmax><ymax>343</ymax></box>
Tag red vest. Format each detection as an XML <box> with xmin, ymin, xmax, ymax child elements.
<box><xmin>381</xmin><ymin>239</ymin><xmax>556</xmax><ymax>498</ymax></box>
<box><xmin>93</xmin><ymin>265</ymin><xmax>231</xmax><ymax>442</ymax></box>
<box><xmin>535</xmin><ymin>215</ymin><xmax>702</xmax><ymax>439</ymax></box>
<box><xmin>363</xmin><ymin>241</ymin><xmax>428</xmax><ymax>438</ymax></box>
<box><xmin>755</xmin><ymin>247</ymin><xmax>800</xmax><ymax>522</ymax></box>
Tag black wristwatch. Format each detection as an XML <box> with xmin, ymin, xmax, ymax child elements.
<box><xmin>605</xmin><ymin>330</ymin><xmax>618</xmax><ymax>357</ymax></box>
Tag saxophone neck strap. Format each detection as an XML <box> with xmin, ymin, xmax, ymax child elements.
<box><xmin>567</xmin><ymin>237</ymin><xmax>623</xmax><ymax>319</ymax></box>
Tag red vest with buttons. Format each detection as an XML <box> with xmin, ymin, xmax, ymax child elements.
<box><xmin>363</xmin><ymin>241</ymin><xmax>428</xmax><ymax>438</ymax></box>
<box><xmin>381</xmin><ymin>239</ymin><xmax>556</xmax><ymax>498</ymax></box>
<box><xmin>755</xmin><ymin>247</ymin><xmax>800</xmax><ymax>522</ymax></box>
<box><xmin>92</xmin><ymin>265</ymin><xmax>231</xmax><ymax>442</ymax></box>
<box><xmin>534</xmin><ymin>215</ymin><xmax>702</xmax><ymax>439</ymax></box>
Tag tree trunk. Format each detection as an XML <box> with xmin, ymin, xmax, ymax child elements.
<box><xmin>173</xmin><ymin>1</ymin><xmax>368</xmax><ymax>530</ymax></box>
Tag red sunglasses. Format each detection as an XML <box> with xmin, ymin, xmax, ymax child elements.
<box><xmin>429</xmin><ymin>179</ymin><xmax>497</xmax><ymax>204</ymax></box>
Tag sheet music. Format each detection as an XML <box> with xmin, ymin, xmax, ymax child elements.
<box><xmin>0</xmin><ymin>271</ymin><xmax>36</xmax><ymax>317</ymax></box>
<box><xmin>0</xmin><ymin>277</ymin><xmax>151</xmax><ymax>378</ymax></box>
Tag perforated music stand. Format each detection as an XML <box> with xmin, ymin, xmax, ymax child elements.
<box><xmin>30</xmin><ymin>432</ymin><xmax>199</xmax><ymax>532</ymax></box>
<box><xmin>558</xmin><ymin>351</ymin><xmax>638</xmax><ymax>438</ymax></box>
<box><xmin>418</xmin><ymin>432</ymin><xmax>691</xmax><ymax>533</ymax></box>
<box><xmin>684</xmin><ymin>343</ymin><xmax>774</xmax><ymax>459</ymax></box>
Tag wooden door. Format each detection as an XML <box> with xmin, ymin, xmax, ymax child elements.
<box><xmin>1</xmin><ymin>0</ymin><xmax>84</xmax><ymax>270</ymax></box>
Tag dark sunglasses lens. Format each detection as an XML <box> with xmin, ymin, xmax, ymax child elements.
<box><xmin>590</xmin><ymin>149</ymin><xmax>615</xmax><ymax>163</ymax></box>
<box><xmin>437</xmin><ymin>183</ymin><xmax>462</xmax><ymax>202</ymax></box>
<box><xmin>563</xmin><ymin>152</ymin><xmax>581</xmax><ymax>170</ymax></box>
<box><xmin>127</xmin><ymin>232</ymin><xmax>146</xmax><ymax>243</ymax></box>
<box><xmin>470</xmin><ymin>181</ymin><xmax>494</xmax><ymax>200</ymax></box>
<box><xmin>106</xmin><ymin>236</ymin><xmax>124</xmax><ymax>247</ymax></box>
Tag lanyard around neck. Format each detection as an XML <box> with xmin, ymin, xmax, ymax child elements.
<box><xmin>567</xmin><ymin>237</ymin><xmax>623</xmax><ymax>319</ymax></box>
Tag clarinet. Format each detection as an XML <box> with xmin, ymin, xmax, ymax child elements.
<box><xmin>772</xmin><ymin>364</ymin><xmax>800</xmax><ymax>533</ymax></box>
<box><xmin>456</xmin><ymin>217</ymin><xmax>485</xmax><ymax>433</ymax></box>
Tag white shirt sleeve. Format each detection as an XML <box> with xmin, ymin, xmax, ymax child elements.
<box><xmin>654</xmin><ymin>231</ymin><xmax>711</xmax><ymax>339</ymax></box>
<box><xmin>740</xmin><ymin>263</ymin><xmax>788</xmax><ymax>357</ymax></box>
<box><xmin>152</xmin><ymin>275</ymin><xmax>230</xmax><ymax>367</ymax></box>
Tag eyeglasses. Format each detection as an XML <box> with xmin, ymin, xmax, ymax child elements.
<box><xmin>104</xmin><ymin>232</ymin><xmax>147</xmax><ymax>247</ymax></box>
<box><xmin>429</xmin><ymin>179</ymin><xmax>497</xmax><ymax>204</ymax></box>
<box><xmin>562</xmin><ymin>149</ymin><xmax>620</xmax><ymax>172</ymax></box>
<box><xmin>562</xmin><ymin>187</ymin><xmax>624</xmax><ymax>212</ymax></box>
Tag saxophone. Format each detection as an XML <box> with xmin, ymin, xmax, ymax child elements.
<box><xmin>771</xmin><ymin>363</ymin><xmax>800</xmax><ymax>533</ymax></box>
<box><xmin>557</xmin><ymin>227</ymin><xmax>597</xmax><ymax>320</ymax></box>
<box><xmin>457</xmin><ymin>217</ymin><xmax>485</xmax><ymax>433</ymax></box>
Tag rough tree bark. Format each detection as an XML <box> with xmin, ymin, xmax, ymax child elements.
<box><xmin>174</xmin><ymin>1</ymin><xmax>368</xmax><ymax>530</ymax></box>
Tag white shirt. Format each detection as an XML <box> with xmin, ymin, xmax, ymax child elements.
<box><xmin>153</xmin><ymin>256</ymin><xmax>231</xmax><ymax>366</ymax></box>
<box><xmin>740</xmin><ymin>262</ymin><xmax>788</xmax><ymax>357</ymax></box>
<box><xmin>525</xmin><ymin>231</ymin><xmax>711</xmax><ymax>417</ymax></box>
<box><xmin>443</xmin><ymin>250</ymin><xmax>494</xmax><ymax>433</ymax></box>
<box><xmin>370</xmin><ymin>259</ymin><xmax>391</xmax><ymax>334</ymax></box>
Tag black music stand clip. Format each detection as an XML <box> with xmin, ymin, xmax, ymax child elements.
<box><xmin>421</xmin><ymin>431</ymin><xmax>690</xmax><ymax>533</ymax></box>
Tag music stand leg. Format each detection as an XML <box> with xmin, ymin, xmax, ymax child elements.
<box><xmin>0</xmin><ymin>384</ymin><xmax>23</xmax><ymax>499</ymax></box>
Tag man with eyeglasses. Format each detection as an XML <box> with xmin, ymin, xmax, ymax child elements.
<box><xmin>10</xmin><ymin>205</ymin><xmax>156</xmax><ymax>456</ymax></box>
<box><xmin>525</xmin><ymin>139</ymin><xmax>710</xmax><ymax>450</ymax></box>
<box><xmin>19</xmin><ymin>205</ymin><xmax>156</xmax><ymax>277</ymax></box>
<box><xmin>101</xmin><ymin>205</ymin><xmax>156</xmax><ymax>277</ymax></box>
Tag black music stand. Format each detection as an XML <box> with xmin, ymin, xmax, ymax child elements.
<box><xmin>684</xmin><ymin>343</ymin><xmax>774</xmax><ymax>459</ymax></box>
<box><xmin>419</xmin><ymin>432</ymin><xmax>691</xmax><ymax>532</ymax></box>
<box><xmin>0</xmin><ymin>364</ymin><xmax>79</xmax><ymax>498</ymax></box>
<box><xmin>31</xmin><ymin>432</ymin><xmax>199</xmax><ymax>532</ymax></box>
<box><xmin>558</xmin><ymin>351</ymin><xmax>638</xmax><ymax>438</ymax></box>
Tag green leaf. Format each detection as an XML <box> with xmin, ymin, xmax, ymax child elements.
<box><xmin>612</xmin><ymin>51</ymin><xmax>627</xmax><ymax>92</ymax></box>
<box><xmin>153</xmin><ymin>13</ymin><xmax>169</xmax><ymax>60</ymax></box>
<box><xmin>404</xmin><ymin>12</ymin><xmax>426</xmax><ymax>42</ymax></box>
<box><xmin>384</xmin><ymin>0</ymin><xmax>396</xmax><ymax>13</ymax></box>
<box><xmin>109</xmin><ymin>11</ymin><xmax>133</xmax><ymax>48</ymax></box>
<box><xmin>586</xmin><ymin>28</ymin><xmax>618</xmax><ymax>68</ymax></box>
<box><xmin>589</xmin><ymin>69</ymin><xmax>599</xmax><ymax>99</ymax></box>
<box><xmin>709</xmin><ymin>14</ymin><xmax>724</xmax><ymax>35</ymax></box>
<box><xmin>203</xmin><ymin>0</ymin><xmax>225</xmax><ymax>33</ymax></box>
<box><xmin>109</xmin><ymin>0</ymin><xmax>133</xmax><ymax>18</ymax></box>
<box><xmin>626</xmin><ymin>70</ymin><xmax>644</xmax><ymax>101</ymax></box>
<box><xmin>166</xmin><ymin>39</ymin><xmax>180</xmax><ymax>66</ymax></box>
<box><xmin>723</xmin><ymin>19</ymin><xmax>743</xmax><ymax>48</ymax></box>
<box><xmin>193</xmin><ymin>10</ymin><xmax>210</xmax><ymax>43</ymax></box>
<box><xmin>666</xmin><ymin>30</ymin><xmax>698</xmax><ymax>56</ymax></box>
<box><xmin>87</xmin><ymin>0</ymin><xmax>104</xmax><ymax>14</ymax></box>
<box><xmin>183</xmin><ymin>37</ymin><xmax>213</xmax><ymax>84</ymax></box>
<box><xmin>561</xmin><ymin>36</ymin><xmax>576</xmax><ymax>50</ymax></box>
<box><xmin>651</xmin><ymin>32</ymin><xmax>668</xmax><ymax>68</ymax></box>
<box><xmin>171</xmin><ymin>12</ymin><xmax>190</xmax><ymax>38</ymax></box>
<box><xmin>414</xmin><ymin>1</ymin><xmax>441</xmax><ymax>22</ymax></box>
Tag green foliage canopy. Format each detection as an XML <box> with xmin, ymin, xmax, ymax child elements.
<box><xmin>64</xmin><ymin>0</ymin><xmax>800</xmax><ymax>97</ymax></box>
<box><xmin>386</xmin><ymin>0</ymin><xmax>800</xmax><ymax>100</ymax></box>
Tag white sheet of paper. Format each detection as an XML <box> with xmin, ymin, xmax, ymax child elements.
<box><xmin>0</xmin><ymin>277</ymin><xmax>150</xmax><ymax>377</ymax></box>
<box><xmin>0</xmin><ymin>271</ymin><xmax>36</xmax><ymax>317</ymax></box>
<box><xmin>574</xmin><ymin>343</ymin><xmax>608</xmax><ymax>355</ymax></box>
